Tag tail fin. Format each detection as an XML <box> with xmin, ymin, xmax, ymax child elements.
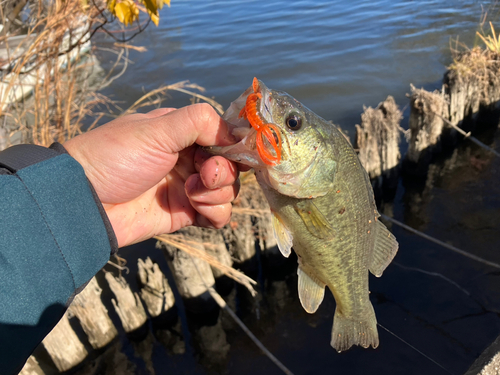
<box><xmin>330</xmin><ymin>303</ymin><xmax>379</xmax><ymax>352</ymax></box>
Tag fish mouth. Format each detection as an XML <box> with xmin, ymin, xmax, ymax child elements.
<box><xmin>206</xmin><ymin>79</ymin><xmax>276</xmax><ymax>168</ymax></box>
<box><xmin>257</xmin><ymin>80</ymin><xmax>273</xmax><ymax>123</ymax></box>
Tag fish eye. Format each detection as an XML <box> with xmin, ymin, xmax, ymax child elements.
<box><xmin>286</xmin><ymin>113</ymin><xmax>302</xmax><ymax>131</ymax></box>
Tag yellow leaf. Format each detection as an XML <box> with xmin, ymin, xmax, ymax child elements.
<box><xmin>149</xmin><ymin>12</ymin><xmax>159</xmax><ymax>26</ymax></box>
<box><xmin>157</xmin><ymin>0</ymin><xmax>170</xmax><ymax>9</ymax></box>
<box><xmin>142</xmin><ymin>0</ymin><xmax>158</xmax><ymax>15</ymax></box>
<box><xmin>114</xmin><ymin>1</ymin><xmax>139</xmax><ymax>26</ymax></box>
<box><xmin>141</xmin><ymin>0</ymin><xmax>161</xmax><ymax>26</ymax></box>
<box><xmin>107</xmin><ymin>0</ymin><xmax>116</xmax><ymax>13</ymax></box>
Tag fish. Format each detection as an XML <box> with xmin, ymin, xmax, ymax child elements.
<box><xmin>207</xmin><ymin>78</ymin><xmax>399</xmax><ymax>351</ymax></box>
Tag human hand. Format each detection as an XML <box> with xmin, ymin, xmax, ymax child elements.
<box><xmin>64</xmin><ymin>103</ymin><xmax>240</xmax><ymax>248</ymax></box>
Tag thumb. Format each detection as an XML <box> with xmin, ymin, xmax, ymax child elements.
<box><xmin>146</xmin><ymin>103</ymin><xmax>236</xmax><ymax>154</ymax></box>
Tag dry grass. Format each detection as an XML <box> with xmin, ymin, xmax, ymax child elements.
<box><xmin>477</xmin><ymin>22</ymin><xmax>500</xmax><ymax>53</ymax></box>
<box><xmin>155</xmin><ymin>234</ymin><xmax>257</xmax><ymax>295</ymax></box>
<box><xmin>0</xmin><ymin>0</ymin><xmax>170</xmax><ymax>149</ymax></box>
<box><xmin>122</xmin><ymin>81</ymin><xmax>224</xmax><ymax>116</ymax></box>
<box><xmin>0</xmin><ymin>0</ymin><xmax>112</xmax><ymax>147</ymax></box>
<box><xmin>448</xmin><ymin>46</ymin><xmax>500</xmax><ymax>80</ymax></box>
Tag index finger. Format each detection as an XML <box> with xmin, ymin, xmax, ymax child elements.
<box><xmin>149</xmin><ymin>103</ymin><xmax>236</xmax><ymax>155</ymax></box>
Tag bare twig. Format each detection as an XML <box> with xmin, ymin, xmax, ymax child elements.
<box><xmin>113</xmin><ymin>43</ymin><xmax>147</xmax><ymax>52</ymax></box>
<box><xmin>123</xmin><ymin>82</ymin><xmax>224</xmax><ymax>115</ymax></box>
<box><xmin>96</xmin><ymin>47</ymin><xmax>129</xmax><ymax>90</ymax></box>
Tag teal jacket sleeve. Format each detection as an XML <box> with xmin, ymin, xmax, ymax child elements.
<box><xmin>0</xmin><ymin>143</ymin><xmax>118</xmax><ymax>375</ymax></box>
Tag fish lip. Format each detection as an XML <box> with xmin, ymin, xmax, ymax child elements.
<box><xmin>207</xmin><ymin>79</ymin><xmax>279</xmax><ymax>168</ymax></box>
<box><xmin>204</xmin><ymin>131</ymin><xmax>263</xmax><ymax>167</ymax></box>
<box><xmin>206</xmin><ymin>91</ymin><xmax>262</xmax><ymax>167</ymax></box>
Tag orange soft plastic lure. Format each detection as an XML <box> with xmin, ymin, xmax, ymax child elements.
<box><xmin>238</xmin><ymin>77</ymin><xmax>282</xmax><ymax>166</ymax></box>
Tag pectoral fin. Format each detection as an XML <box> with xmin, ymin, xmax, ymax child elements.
<box><xmin>271</xmin><ymin>212</ymin><xmax>293</xmax><ymax>258</ymax></box>
<box><xmin>297</xmin><ymin>266</ymin><xmax>326</xmax><ymax>313</ymax></box>
<box><xmin>368</xmin><ymin>220</ymin><xmax>399</xmax><ymax>277</ymax></box>
<box><xmin>294</xmin><ymin>200</ymin><xmax>335</xmax><ymax>240</ymax></box>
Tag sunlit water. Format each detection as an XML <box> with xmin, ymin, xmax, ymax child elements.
<box><xmin>99</xmin><ymin>0</ymin><xmax>486</xmax><ymax>132</ymax></box>
<box><xmin>91</xmin><ymin>1</ymin><xmax>500</xmax><ymax>374</ymax></box>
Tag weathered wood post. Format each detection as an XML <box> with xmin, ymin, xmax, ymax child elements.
<box><xmin>41</xmin><ymin>312</ymin><xmax>87</xmax><ymax>372</ymax></box>
<box><xmin>355</xmin><ymin>96</ymin><xmax>402</xmax><ymax>188</ymax></box>
<box><xmin>200</xmin><ymin>230</ymin><xmax>233</xmax><ymax>281</ymax></box>
<box><xmin>235</xmin><ymin>173</ymin><xmax>282</xmax><ymax>260</ymax></box>
<box><xmin>137</xmin><ymin>257</ymin><xmax>175</xmax><ymax>317</ymax></box>
<box><xmin>19</xmin><ymin>355</ymin><xmax>43</xmax><ymax>375</ymax></box>
<box><xmin>160</xmin><ymin>227</ymin><xmax>217</xmax><ymax>312</ymax></box>
<box><xmin>464</xmin><ymin>334</ymin><xmax>500</xmax><ymax>375</ymax></box>
<box><xmin>104</xmin><ymin>272</ymin><xmax>148</xmax><ymax>333</ymax></box>
<box><xmin>445</xmin><ymin>47</ymin><xmax>500</xmax><ymax>127</ymax></box>
<box><xmin>405</xmin><ymin>85</ymin><xmax>450</xmax><ymax>170</ymax></box>
<box><xmin>221</xmin><ymin>181</ymin><xmax>257</xmax><ymax>265</ymax></box>
<box><xmin>67</xmin><ymin>276</ymin><xmax>118</xmax><ymax>349</ymax></box>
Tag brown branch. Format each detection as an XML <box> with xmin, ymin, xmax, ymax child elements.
<box><xmin>2</xmin><ymin>0</ymin><xmax>29</xmax><ymax>36</ymax></box>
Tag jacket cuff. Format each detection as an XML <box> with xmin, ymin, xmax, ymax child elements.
<box><xmin>49</xmin><ymin>142</ymin><xmax>119</xmax><ymax>257</ymax></box>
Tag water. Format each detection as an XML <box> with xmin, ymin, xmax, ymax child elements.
<box><xmin>91</xmin><ymin>1</ymin><xmax>500</xmax><ymax>374</ymax></box>
<box><xmin>98</xmin><ymin>0</ymin><xmax>487</xmax><ymax>132</ymax></box>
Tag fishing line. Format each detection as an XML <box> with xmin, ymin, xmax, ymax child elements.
<box><xmin>377</xmin><ymin>323</ymin><xmax>456</xmax><ymax>375</ymax></box>
<box><xmin>380</xmin><ymin>214</ymin><xmax>500</xmax><ymax>270</ymax></box>
<box><xmin>188</xmin><ymin>255</ymin><xmax>295</xmax><ymax>375</ymax></box>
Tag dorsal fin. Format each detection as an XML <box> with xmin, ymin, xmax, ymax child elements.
<box><xmin>369</xmin><ymin>220</ymin><xmax>399</xmax><ymax>277</ymax></box>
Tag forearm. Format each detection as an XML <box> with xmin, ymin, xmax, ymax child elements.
<box><xmin>0</xmin><ymin>143</ymin><xmax>117</xmax><ymax>374</ymax></box>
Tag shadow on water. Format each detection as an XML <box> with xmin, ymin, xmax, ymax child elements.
<box><xmin>0</xmin><ymin>304</ymin><xmax>65</xmax><ymax>375</ymax></box>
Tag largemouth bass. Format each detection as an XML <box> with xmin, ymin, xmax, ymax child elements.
<box><xmin>207</xmin><ymin>78</ymin><xmax>398</xmax><ymax>351</ymax></box>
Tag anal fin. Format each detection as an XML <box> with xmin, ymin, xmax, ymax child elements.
<box><xmin>297</xmin><ymin>267</ymin><xmax>326</xmax><ymax>313</ymax></box>
<box><xmin>369</xmin><ymin>220</ymin><xmax>399</xmax><ymax>277</ymax></box>
<box><xmin>271</xmin><ymin>212</ymin><xmax>293</xmax><ymax>258</ymax></box>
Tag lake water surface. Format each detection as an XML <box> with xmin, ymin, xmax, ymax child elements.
<box><xmin>100</xmin><ymin>0</ymin><xmax>488</xmax><ymax>132</ymax></box>
<box><xmin>93</xmin><ymin>1</ymin><xmax>500</xmax><ymax>374</ymax></box>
